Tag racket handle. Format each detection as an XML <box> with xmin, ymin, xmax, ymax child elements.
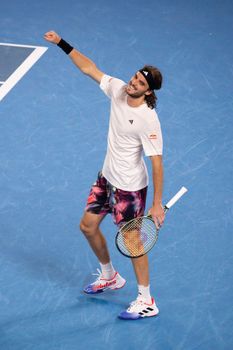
<box><xmin>165</xmin><ymin>186</ymin><xmax>188</xmax><ymax>210</ymax></box>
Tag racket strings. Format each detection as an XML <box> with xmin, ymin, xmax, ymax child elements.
<box><xmin>117</xmin><ymin>217</ymin><xmax>158</xmax><ymax>257</ymax></box>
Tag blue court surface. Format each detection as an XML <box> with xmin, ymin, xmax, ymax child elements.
<box><xmin>0</xmin><ymin>0</ymin><xmax>233</xmax><ymax>349</ymax></box>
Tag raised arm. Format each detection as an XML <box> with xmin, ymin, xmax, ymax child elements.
<box><xmin>44</xmin><ymin>31</ymin><xmax>104</xmax><ymax>83</ymax></box>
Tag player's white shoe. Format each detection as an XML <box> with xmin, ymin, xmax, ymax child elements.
<box><xmin>83</xmin><ymin>269</ymin><xmax>126</xmax><ymax>294</ymax></box>
<box><xmin>118</xmin><ymin>296</ymin><xmax>159</xmax><ymax>320</ymax></box>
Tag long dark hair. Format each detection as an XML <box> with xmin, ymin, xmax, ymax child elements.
<box><xmin>142</xmin><ymin>65</ymin><xmax>163</xmax><ymax>109</ymax></box>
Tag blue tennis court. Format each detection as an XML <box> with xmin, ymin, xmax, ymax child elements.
<box><xmin>0</xmin><ymin>0</ymin><xmax>233</xmax><ymax>349</ymax></box>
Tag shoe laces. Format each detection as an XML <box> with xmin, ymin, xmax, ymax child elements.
<box><xmin>92</xmin><ymin>268</ymin><xmax>101</xmax><ymax>276</ymax></box>
<box><xmin>91</xmin><ymin>268</ymin><xmax>103</xmax><ymax>282</ymax></box>
<box><xmin>128</xmin><ymin>297</ymin><xmax>146</xmax><ymax>312</ymax></box>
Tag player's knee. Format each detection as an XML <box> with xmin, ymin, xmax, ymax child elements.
<box><xmin>79</xmin><ymin>220</ymin><xmax>89</xmax><ymax>235</ymax></box>
<box><xmin>79</xmin><ymin>219</ymin><xmax>95</xmax><ymax>238</ymax></box>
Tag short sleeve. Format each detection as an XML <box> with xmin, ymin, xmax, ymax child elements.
<box><xmin>140</xmin><ymin>120</ymin><xmax>163</xmax><ymax>156</ymax></box>
<box><xmin>100</xmin><ymin>74</ymin><xmax>126</xmax><ymax>99</ymax></box>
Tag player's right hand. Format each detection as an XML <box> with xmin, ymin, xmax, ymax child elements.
<box><xmin>44</xmin><ymin>31</ymin><xmax>61</xmax><ymax>44</ymax></box>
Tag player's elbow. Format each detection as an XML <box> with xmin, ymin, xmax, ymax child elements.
<box><xmin>81</xmin><ymin>63</ymin><xmax>97</xmax><ymax>76</ymax></box>
<box><xmin>81</xmin><ymin>66</ymin><xmax>91</xmax><ymax>75</ymax></box>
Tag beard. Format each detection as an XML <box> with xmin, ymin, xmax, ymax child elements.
<box><xmin>125</xmin><ymin>83</ymin><xmax>146</xmax><ymax>98</ymax></box>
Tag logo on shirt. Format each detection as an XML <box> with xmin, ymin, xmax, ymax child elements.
<box><xmin>148</xmin><ymin>133</ymin><xmax>157</xmax><ymax>140</ymax></box>
<box><xmin>129</xmin><ymin>120</ymin><xmax>134</xmax><ymax>124</ymax></box>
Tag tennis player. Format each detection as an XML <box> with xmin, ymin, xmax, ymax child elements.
<box><xmin>44</xmin><ymin>31</ymin><xmax>165</xmax><ymax>320</ymax></box>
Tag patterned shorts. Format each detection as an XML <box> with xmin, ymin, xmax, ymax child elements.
<box><xmin>85</xmin><ymin>171</ymin><xmax>147</xmax><ymax>226</ymax></box>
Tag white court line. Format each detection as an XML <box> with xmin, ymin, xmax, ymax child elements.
<box><xmin>0</xmin><ymin>44</ymin><xmax>48</xmax><ymax>101</ymax></box>
<box><xmin>0</xmin><ymin>43</ymin><xmax>47</xmax><ymax>49</ymax></box>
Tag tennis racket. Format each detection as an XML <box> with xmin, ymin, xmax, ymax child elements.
<box><xmin>115</xmin><ymin>186</ymin><xmax>188</xmax><ymax>258</ymax></box>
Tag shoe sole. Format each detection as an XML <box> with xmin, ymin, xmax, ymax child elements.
<box><xmin>118</xmin><ymin>311</ymin><xmax>159</xmax><ymax>320</ymax></box>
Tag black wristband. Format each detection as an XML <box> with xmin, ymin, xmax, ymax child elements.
<box><xmin>57</xmin><ymin>38</ymin><xmax>73</xmax><ymax>55</ymax></box>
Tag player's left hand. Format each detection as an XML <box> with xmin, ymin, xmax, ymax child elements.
<box><xmin>149</xmin><ymin>202</ymin><xmax>165</xmax><ymax>229</ymax></box>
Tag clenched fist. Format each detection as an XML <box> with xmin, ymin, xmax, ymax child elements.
<box><xmin>44</xmin><ymin>31</ymin><xmax>61</xmax><ymax>44</ymax></box>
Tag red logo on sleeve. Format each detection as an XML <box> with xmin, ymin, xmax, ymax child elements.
<box><xmin>148</xmin><ymin>134</ymin><xmax>157</xmax><ymax>140</ymax></box>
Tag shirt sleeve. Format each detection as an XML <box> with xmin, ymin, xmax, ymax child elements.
<box><xmin>100</xmin><ymin>74</ymin><xmax>126</xmax><ymax>99</ymax></box>
<box><xmin>140</xmin><ymin>118</ymin><xmax>163</xmax><ymax>156</ymax></box>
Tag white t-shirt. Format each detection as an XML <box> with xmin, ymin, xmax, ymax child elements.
<box><xmin>100</xmin><ymin>74</ymin><xmax>163</xmax><ymax>191</ymax></box>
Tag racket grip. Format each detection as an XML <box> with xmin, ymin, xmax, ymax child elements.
<box><xmin>165</xmin><ymin>186</ymin><xmax>188</xmax><ymax>209</ymax></box>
